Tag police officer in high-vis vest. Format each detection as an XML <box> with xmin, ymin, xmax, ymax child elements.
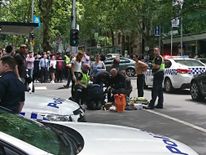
<box><xmin>146</xmin><ymin>47</ymin><xmax>165</xmax><ymax>109</ymax></box>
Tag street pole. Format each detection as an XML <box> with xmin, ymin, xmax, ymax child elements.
<box><xmin>71</xmin><ymin>0</ymin><xmax>76</xmax><ymax>29</ymax></box>
<box><xmin>171</xmin><ymin>27</ymin><xmax>173</xmax><ymax>56</ymax></box>
<box><xmin>71</xmin><ymin>0</ymin><xmax>77</xmax><ymax>54</ymax></box>
<box><xmin>180</xmin><ymin>3</ymin><xmax>183</xmax><ymax>56</ymax></box>
<box><xmin>31</xmin><ymin>0</ymin><xmax>34</xmax><ymax>52</ymax></box>
<box><xmin>31</xmin><ymin>0</ymin><xmax>34</xmax><ymax>22</ymax></box>
<box><xmin>158</xmin><ymin>28</ymin><xmax>161</xmax><ymax>51</ymax></box>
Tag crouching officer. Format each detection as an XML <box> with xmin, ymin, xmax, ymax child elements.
<box><xmin>0</xmin><ymin>56</ymin><xmax>25</xmax><ymax>113</ymax></box>
<box><xmin>146</xmin><ymin>47</ymin><xmax>165</xmax><ymax>109</ymax></box>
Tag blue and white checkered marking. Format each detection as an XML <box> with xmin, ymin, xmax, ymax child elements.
<box><xmin>19</xmin><ymin>112</ymin><xmax>48</xmax><ymax>121</ymax></box>
<box><xmin>165</xmin><ymin>69</ymin><xmax>177</xmax><ymax>75</ymax></box>
<box><xmin>189</xmin><ymin>67</ymin><xmax>206</xmax><ymax>75</ymax></box>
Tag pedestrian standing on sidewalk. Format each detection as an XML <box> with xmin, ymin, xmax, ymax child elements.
<box><xmin>49</xmin><ymin>55</ymin><xmax>57</xmax><ymax>84</ymax></box>
<box><xmin>133</xmin><ymin>54</ymin><xmax>148</xmax><ymax>97</ymax></box>
<box><xmin>14</xmin><ymin>44</ymin><xmax>28</xmax><ymax>84</ymax></box>
<box><xmin>0</xmin><ymin>56</ymin><xmax>25</xmax><ymax>113</ymax></box>
<box><xmin>146</xmin><ymin>47</ymin><xmax>165</xmax><ymax>109</ymax></box>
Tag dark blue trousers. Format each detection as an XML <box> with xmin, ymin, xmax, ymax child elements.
<box><xmin>137</xmin><ymin>74</ymin><xmax>145</xmax><ymax>97</ymax></box>
<box><xmin>149</xmin><ymin>71</ymin><xmax>164</xmax><ymax>108</ymax></box>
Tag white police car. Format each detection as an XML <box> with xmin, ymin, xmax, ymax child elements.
<box><xmin>20</xmin><ymin>93</ymin><xmax>85</xmax><ymax>122</ymax></box>
<box><xmin>0</xmin><ymin>108</ymin><xmax>199</xmax><ymax>155</ymax></box>
<box><xmin>145</xmin><ymin>56</ymin><xmax>206</xmax><ymax>92</ymax></box>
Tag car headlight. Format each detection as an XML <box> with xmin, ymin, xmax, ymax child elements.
<box><xmin>43</xmin><ymin>114</ymin><xmax>72</xmax><ymax>121</ymax></box>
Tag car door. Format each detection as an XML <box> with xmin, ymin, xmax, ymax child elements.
<box><xmin>119</xmin><ymin>58</ymin><xmax>130</xmax><ymax>70</ymax></box>
<box><xmin>104</xmin><ymin>58</ymin><xmax>114</xmax><ymax>72</ymax></box>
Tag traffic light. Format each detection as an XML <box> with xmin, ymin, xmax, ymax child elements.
<box><xmin>70</xmin><ymin>29</ymin><xmax>79</xmax><ymax>46</ymax></box>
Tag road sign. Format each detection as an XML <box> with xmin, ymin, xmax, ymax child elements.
<box><xmin>154</xmin><ymin>26</ymin><xmax>161</xmax><ymax>36</ymax></box>
<box><xmin>33</xmin><ymin>16</ymin><xmax>41</xmax><ymax>27</ymax></box>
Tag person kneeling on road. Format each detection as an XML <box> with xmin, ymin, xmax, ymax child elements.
<box><xmin>0</xmin><ymin>56</ymin><xmax>25</xmax><ymax>113</ymax></box>
<box><xmin>107</xmin><ymin>68</ymin><xmax>132</xmax><ymax>103</ymax></box>
<box><xmin>72</xmin><ymin>64</ymin><xmax>90</xmax><ymax>105</ymax></box>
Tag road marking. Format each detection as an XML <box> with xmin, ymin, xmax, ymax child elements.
<box><xmin>145</xmin><ymin>110</ymin><xmax>206</xmax><ymax>133</ymax></box>
<box><xmin>35</xmin><ymin>86</ymin><xmax>47</xmax><ymax>90</ymax></box>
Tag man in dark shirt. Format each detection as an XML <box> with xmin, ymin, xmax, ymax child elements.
<box><xmin>107</xmin><ymin>68</ymin><xmax>132</xmax><ymax>102</ymax></box>
<box><xmin>15</xmin><ymin>44</ymin><xmax>28</xmax><ymax>84</ymax></box>
<box><xmin>0</xmin><ymin>56</ymin><xmax>25</xmax><ymax>113</ymax></box>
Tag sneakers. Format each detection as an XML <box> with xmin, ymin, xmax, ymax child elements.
<box><xmin>50</xmin><ymin>80</ymin><xmax>55</xmax><ymax>84</ymax></box>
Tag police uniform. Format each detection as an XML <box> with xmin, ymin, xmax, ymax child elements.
<box><xmin>148</xmin><ymin>55</ymin><xmax>165</xmax><ymax>109</ymax></box>
<box><xmin>0</xmin><ymin>71</ymin><xmax>25</xmax><ymax>113</ymax></box>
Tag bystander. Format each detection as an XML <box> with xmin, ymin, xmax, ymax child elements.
<box><xmin>0</xmin><ymin>56</ymin><xmax>25</xmax><ymax>113</ymax></box>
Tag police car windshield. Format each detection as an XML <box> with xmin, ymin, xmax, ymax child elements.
<box><xmin>174</xmin><ymin>59</ymin><xmax>205</xmax><ymax>66</ymax></box>
<box><xmin>0</xmin><ymin>110</ymin><xmax>73</xmax><ymax>155</ymax></box>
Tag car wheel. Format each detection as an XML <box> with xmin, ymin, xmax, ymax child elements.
<box><xmin>190</xmin><ymin>81</ymin><xmax>204</xmax><ymax>101</ymax></box>
<box><xmin>164</xmin><ymin>78</ymin><xmax>173</xmax><ymax>93</ymax></box>
<box><xmin>126</xmin><ymin>68</ymin><xmax>135</xmax><ymax>77</ymax></box>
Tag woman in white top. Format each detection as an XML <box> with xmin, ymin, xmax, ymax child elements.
<box><xmin>49</xmin><ymin>55</ymin><xmax>57</xmax><ymax>84</ymax></box>
<box><xmin>71</xmin><ymin>51</ymin><xmax>84</xmax><ymax>98</ymax></box>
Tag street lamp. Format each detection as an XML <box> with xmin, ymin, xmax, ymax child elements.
<box><xmin>172</xmin><ymin>0</ymin><xmax>184</xmax><ymax>56</ymax></box>
<box><xmin>179</xmin><ymin>0</ymin><xmax>184</xmax><ymax>56</ymax></box>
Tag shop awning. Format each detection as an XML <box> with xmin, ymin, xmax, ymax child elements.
<box><xmin>0</xmin><ymin>22</ymin><xmax>38</xmax><ymax>35</ymax></box>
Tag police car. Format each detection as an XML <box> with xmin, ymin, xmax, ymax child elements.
<box><xmin>0</xmin><ymin>108</ymin><xmax>199</xmax><ymax>155</ymax></box>
<box><xmin>20</xmin><ymin>93</ymin><xmax>85</xmax><ymax>122</ymax></box>
<box><xmin>145</xmin><ymin>56</ymin><xmax>206</xmax><ymax>92</ymax></box>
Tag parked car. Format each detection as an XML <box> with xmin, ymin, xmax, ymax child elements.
<box><xmin>0</xmin><ymin>107</ymin><xmax>199</xmax><ymax>155</ymax></box>
<box><xmin>106</xmin><ymin>53</ymin><xmax>121</xmax><ymax>58</ymax></box>
<box><xmin>190</xmin><ymin>72</ymin><xmax>206</xmax><ymax>101</ymax></box>
<box><xmin>104</xmin><ymin>57</ymin><xmax>136</xmax><ymax>77</ymax></box>
<box><xmin>20</xmin><ymin>93</ymin><xmax>85</xmax><ymax>122</ymax></box>
<box><xmin>145</xmin><ymin>56</ymin><xmax>206</xmax><ymax>92</ymax></box>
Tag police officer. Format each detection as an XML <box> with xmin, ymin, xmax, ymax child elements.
<box><xmin>0</xmin><ymin>56</ymin><xmax>25</xmax><ymax>113</ymax></box>
<box><xmin>146</xmin><ymin>47</ymin><xmax>165</xmax><ymax>109</ymax></box>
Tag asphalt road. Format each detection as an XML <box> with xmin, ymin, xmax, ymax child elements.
<box><xmin>33</xmin><ymin>79</ymin><xmax>206</xmax><ymax>155</ymax></box>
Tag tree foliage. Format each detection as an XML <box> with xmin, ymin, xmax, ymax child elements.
<box><xmin>1</xmin><ymin>0</ymin><xmax>206</xmax><ymax>53</ymax></box>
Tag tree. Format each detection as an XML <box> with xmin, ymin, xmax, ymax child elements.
<box><xmin>38</xmin><ymin>0</ymin><xmax>53</xmax><ymax>52</ymax></box>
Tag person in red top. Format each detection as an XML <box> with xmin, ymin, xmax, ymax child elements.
<box><xmin>56</xmin><ymin>53</ymin><xmax>64</xmax><ymax>83</ymax></box>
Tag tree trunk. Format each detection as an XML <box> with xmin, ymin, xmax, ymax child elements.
<box><xmin>38</xmin><ymin>0</ymin><xmax>53</xmax><ymax>52</ymax></box>
<box><xmin>110</xmin><ymin>29</ymin><xmax>115</xmax><ymax>46</ymax></box>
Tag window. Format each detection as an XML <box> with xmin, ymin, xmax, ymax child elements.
<box><xmin>174</xmin><ymin>60</ymin><xmax>205</xmax><ymax>66</ymax></box>
<box><xmin>165</xmin><ymin>60</ymin><xmax>172</xmax><ymax>68</ymax></box>
<box><xmin>0</xmin><ymin>112</ymin><xmax>71</xmax><ymax>155</ymax></box>
<box><xmin>120</xmin><ymin>58</ymin><xmax>130</xmax><ymax>64</ymax></box>
<box><xmin>0</xmin><ymin>142</ymin><xmax>25</xmax><ymax>155</ymax></box>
